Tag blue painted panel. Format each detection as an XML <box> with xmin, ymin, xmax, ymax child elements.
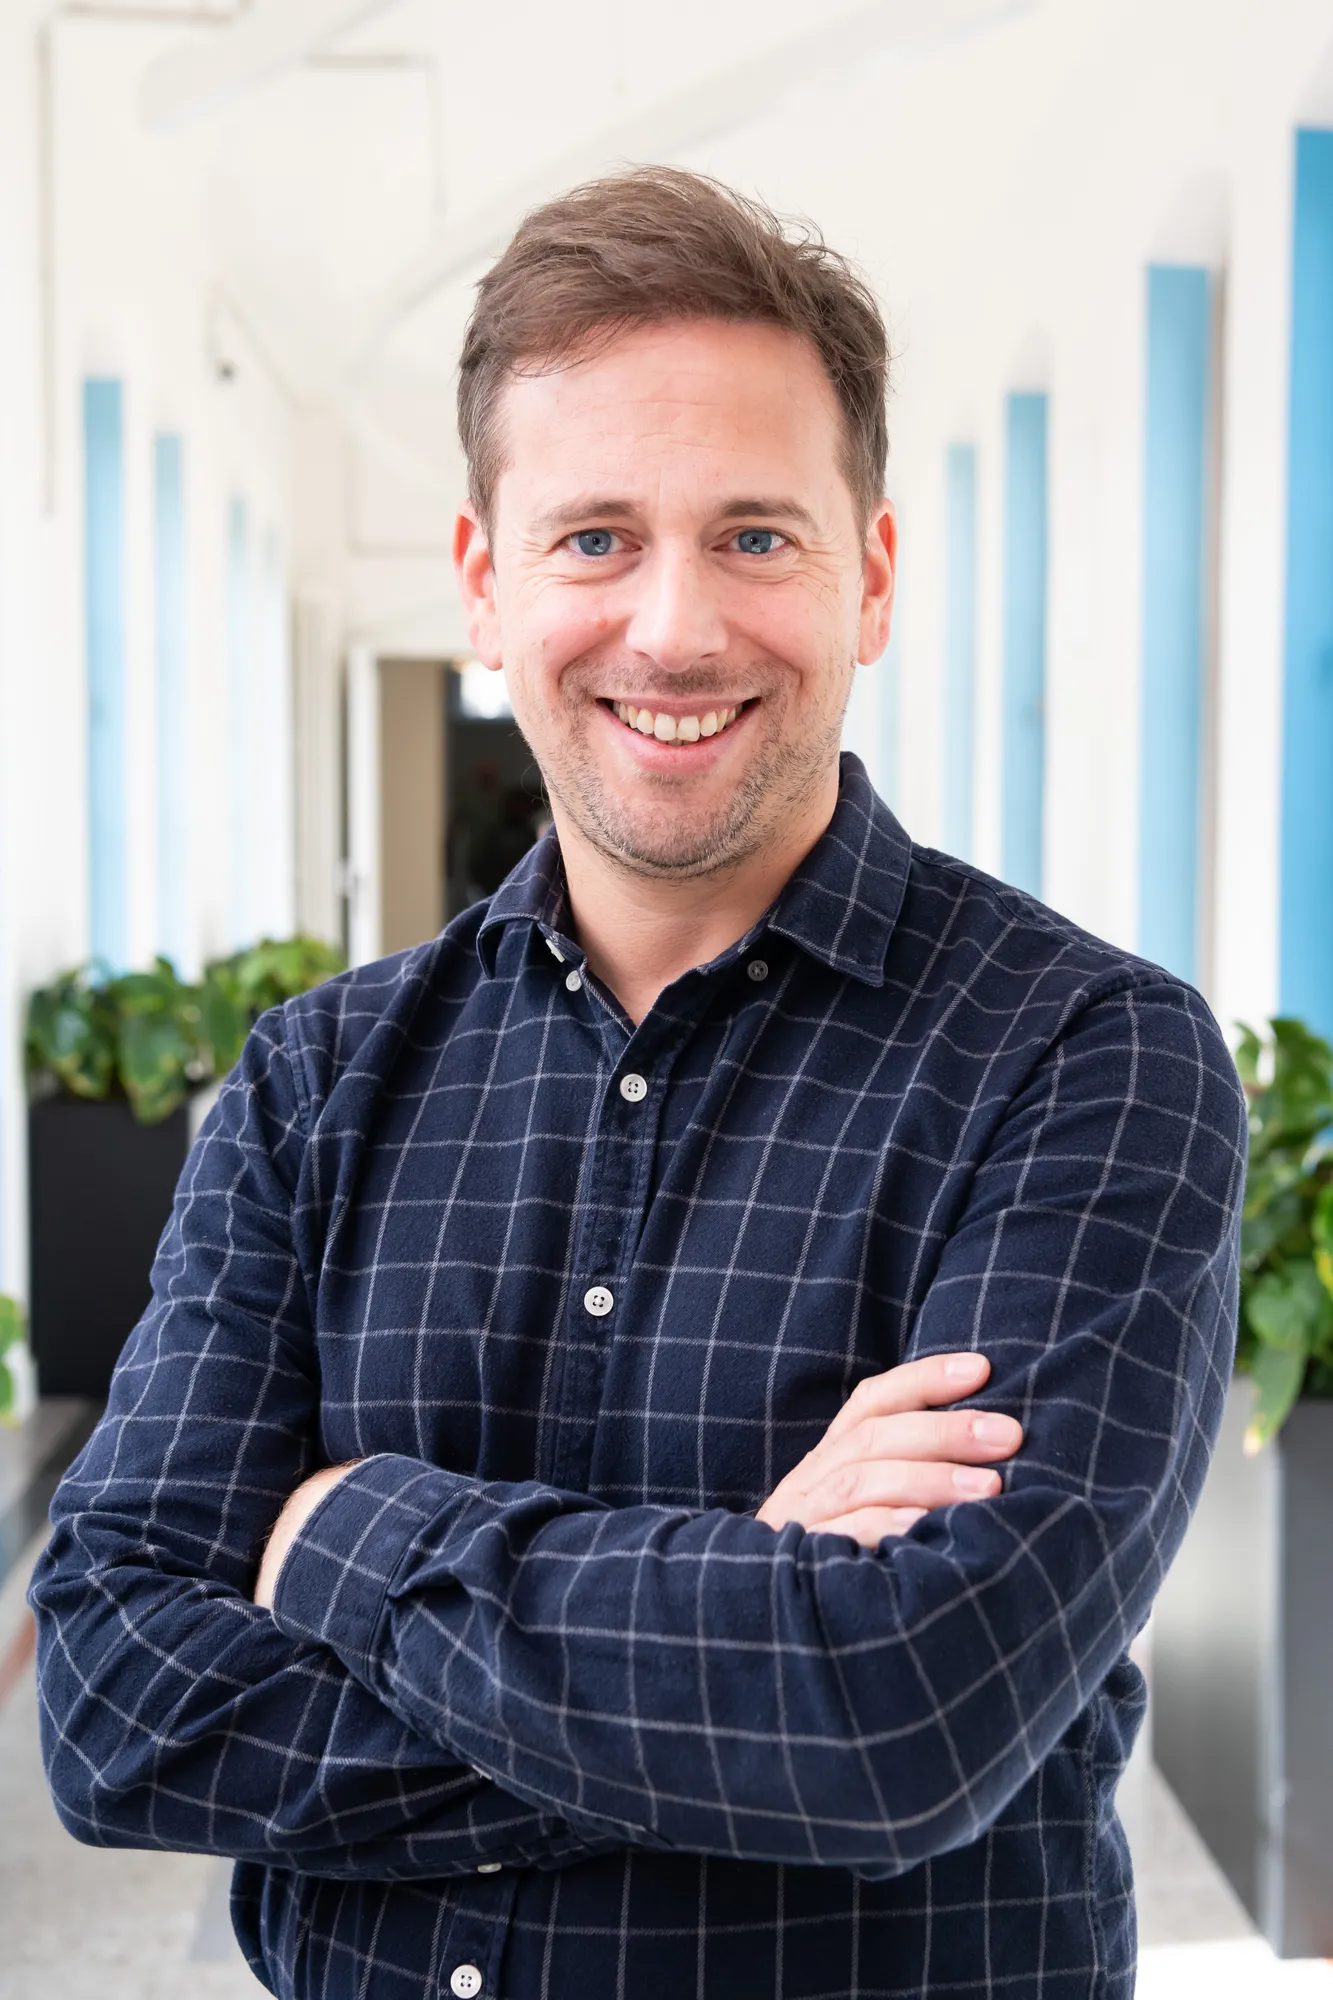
<box><xmin>154</xmin><ymin>435</ymin><xmax>190</xmax><ymax>973</ymax></box>
<box><xmin>83</xmin><ymin>379</ymin><xmax>128</xmax><ymax>970</ymax></box>
<box><xmin>227</xmin><ymin>496</ymin><xmax>250</xmax><ymax>948</ymax></box>
<box><xmin>943</xmin><ymin>444</ymin><xmax>977</xmax><ymax>856</ymax></box>
<box><xmin>1139</xmin><ymin>266</ymin><xmax>1212</xmax><ymax>986</ymax></box>
<box><xmin>1002</xmin><ymin>393</ymin><xmax>1048</xmax><ymax>897</ymax></box>
<box><xmin>1280</xmin><ymin>130</ymin><xmax>1333</xmax><ymax>1041</ymax></box>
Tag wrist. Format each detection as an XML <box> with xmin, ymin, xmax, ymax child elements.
<box><xmin>255</xmin><ymin>1460</ymin><xmax>361</xmax><ymax>1609</ymax></box>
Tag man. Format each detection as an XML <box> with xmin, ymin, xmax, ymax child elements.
<box><xmin>31</xmin><ymin>169</ymin><xmax>1245</xmax><ymax>2000</ymax></box>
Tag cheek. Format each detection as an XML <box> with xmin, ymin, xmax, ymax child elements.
<box><xmin>508</xmin><ymin>587</ymin><xmax>613</xmax><ymax>685</ymax></box>
<box><xmin>742</xmin><ymin>581</ymin><xmax>850</xmax><ymax>678</ymax></box>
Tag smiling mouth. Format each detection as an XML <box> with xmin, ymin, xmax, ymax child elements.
<box><xmin>603</xmin><ymin>699</ymin><xmax>754</xmax><ymax>745</ymax></box>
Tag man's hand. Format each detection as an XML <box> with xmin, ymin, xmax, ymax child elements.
<box><xmin>254</xmin><ymin>1461</ymin><xmax>362</xmax><ymax>1610</ymax></box>
<box><xmin>756</xmin><ymin>1353</ymin><xmax>1021</xmax><ymax>1550</ymax></box>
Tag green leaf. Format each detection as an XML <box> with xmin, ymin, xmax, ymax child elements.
<box><xmin>1240</xmin><ymin>1261</ymin><xmax>1333</xmax><ymax>1446</ymax></box>
<box><xmin>198</xmin><ymin>968</ymin><xmax>249</xmax><ymax>1076</ymax></box>
<box><xmin>0</xmin><ymin>1296</ymin><xmax>27</xmax><ymax>1423</ymax></box>
<box><xmin>1245</xmin><ymin>1340</ymin><xmax>1309</xmax><ymax>1454</ymax></box>
<box><xmin>1234</xmin><ymin>1023</ymin><xmax>1262</xmax><ymax>1088</ymax></box>
<box><xmin>25</xmin><ymin>969</ymin><xmax>117</xmax><ymax>1100</ymax></box>
<box><xmin>1313</xmin><ymin>1181</ymin><xmax>1333</xmax><ymax>1305</ymax></box>
<box><xmin>1264</xmin><ymin>1017</ymin><xmax>1333</xmax><ymax>1146</ymax></box>
<box><xmin>118</xmin><ymin>1010</ymin><xmax>193</xmax><ymax>1123</ymax></box>
<box><xmin>1245</xmin><ymin>1260</ymin><xmax>1332</xmax><ymax>1349</ymax></box>
<box><xmin>1241</xmin><ymin>1183</ymin><xmax>1309</xmax><ymax>1271</ymax></box>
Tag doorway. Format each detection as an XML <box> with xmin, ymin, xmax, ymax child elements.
<box><xmin>444</xmin><ymin>664</ymin><xmax>547</xmax><ymax>922</ymax></box>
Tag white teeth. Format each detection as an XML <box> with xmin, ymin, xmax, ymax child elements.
<box><xmin>609</xmin><ymin>701</ymin><xmax>746</xmax><ymax>741</ymax></box>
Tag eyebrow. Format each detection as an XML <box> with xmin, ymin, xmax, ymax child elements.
<box><xmin>531</xmin><ymin>495</ymin><xmax>822</xmax><ymax>536</ymax></box>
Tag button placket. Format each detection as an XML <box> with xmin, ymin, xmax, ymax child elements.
<box><xmin>547</xmin><ymin>1023</ymin><xmax>670</xmax><ymax>1490</ymax></box>
<box><xmin>436</xmin><ymin>1862</ymin><xmax>515</xmax><ymax>2000</ymax></box>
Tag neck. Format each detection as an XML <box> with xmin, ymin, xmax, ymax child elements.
<box><xmin>554</xmin><ymin>774</ymin><xmax>840</xmax><ymax>1026</ymax></box>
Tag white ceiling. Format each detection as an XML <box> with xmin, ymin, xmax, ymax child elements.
<box><xmin>50</xmin><ymin>0</ymin><xmax>1040</xmax><ymax>544</ymax></box>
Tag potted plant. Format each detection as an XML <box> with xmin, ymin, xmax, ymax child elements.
<box><xmin>24</xmin><ymin>937</ymin><xmax>344</xmax><ymax>1400</ymax></box>
<box><xmin>1152</xmin><ymin>1017</ymin><xmax>1333</xmax><ymax>1958</ymax></box>
<box><xmin>0</xmin><ymin>1294</ymin><xmax>31</xmax><ymax>1425</ymax></box>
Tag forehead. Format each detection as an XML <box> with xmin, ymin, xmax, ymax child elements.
<box><xmin>491</xmin><ymin>319</ymin><xmax>849</xmax><ymax>517</ymax></box>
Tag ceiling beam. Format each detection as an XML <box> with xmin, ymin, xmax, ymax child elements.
<box><xmin>336</xmin><ymin>0</ymin><xmax>1036</xmax><ymax>389</ymax></box>
<box><xmin>138</xmin><ymin>0</ymin><xmax>401</xmax><ymax>130</ymax></box>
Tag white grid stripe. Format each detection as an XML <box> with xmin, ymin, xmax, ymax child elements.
<box><xmin>29</xmin><ymin>758</ymin><xmax>1245</xmax><ymax>2000</ymax></box>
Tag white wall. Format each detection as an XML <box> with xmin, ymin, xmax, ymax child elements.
<box><xmin>332</xmin><ymin>0</ymin><xmax>1333</xmax><ymax>1052</ymax></box>
<box><xmin>5</xmin><ymin>0</ymin><xmax>1333</xmax><ymax>1303</ymax></box>
<box><xmin>0</xmin><ymin>4</ymin><xmax>297</xmax><ymax>1298</ymax></box>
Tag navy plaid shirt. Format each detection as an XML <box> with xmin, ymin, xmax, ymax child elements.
<box><xmin>31</xmin><ymin>757</ymin><xmax>1245</xmax><ymax>2000</ymax></box>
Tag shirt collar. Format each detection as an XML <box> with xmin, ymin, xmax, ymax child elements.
<box><xmin>475</xmin><ymin>753</ymin><xmax>910</xmax><ymax>987</ymax></box>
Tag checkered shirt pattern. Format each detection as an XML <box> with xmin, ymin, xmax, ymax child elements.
<box><xmin>31</xmin><ymin>756</ymin><xmax>1246</xmax><ymax>2000</ymax></box>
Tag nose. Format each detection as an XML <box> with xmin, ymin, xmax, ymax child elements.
<box><xmin>622</xmin><ymin>543</ymin><xmax>728</xmax><ymax>673</ymax></box>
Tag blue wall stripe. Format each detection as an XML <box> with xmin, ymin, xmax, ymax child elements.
<box><xmin>1280</xmin><ymin>129</ymin><xmax>1333</xmax><ymax>1041</ymax></box>
<box><xmin>154</xmin><ymin>435</ymin><xmax>190</xmax><ymax>973</ymax></box>
<box><xmin>1139</xmin><ymin>266</ymin><xmax>1212</xmax><ymax>986</ymax></box>
<box><xmin>1001</xmin><ymin>392</ymin><xmax>1049</xmax><ymax>898</ymax></box>
<box><xmin>83</xmin><ymin>379</ymin><xmax>129</xmax><ymax>971</ymax></box>
<box><xmin>943</xmin><ymin>444</ymin><xmax>978</xmax><ymax>856</ymax></box>
<box><xmin>227</xmin><ymin>496</ymin><xmax>250</xmax><ymax>948</ymax></box>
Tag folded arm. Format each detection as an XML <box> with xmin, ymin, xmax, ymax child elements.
<box><xmin>28</xmin><ymin>1012</ymin><xmax>621</xmax><ymax>1878</ymax></box>
<box><xmin>265</xmin><ymin>980</ymin><xmax>1246</xmax><ymax>1878</ymax></box>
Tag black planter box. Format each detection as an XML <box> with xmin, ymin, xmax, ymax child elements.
<box><xmin>28</xmin><ymin>1094</ymin><xmax>190</xmax><ymax>1399</ymax></box>
<box><xmin>1152</xmin><ymin>1386</ymin><xmax>1333</xmax><ymax>1957</ymax></box>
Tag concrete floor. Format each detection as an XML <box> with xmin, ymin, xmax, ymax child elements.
<box><xmin>1</xmin><ymin>1520</ymin><xmax>1330</xmax><ymax>2000</ymax></box>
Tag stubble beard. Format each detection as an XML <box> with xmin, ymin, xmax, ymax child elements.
<box><xmin>521</xmin><ymin>660</ymin><xmax>851</xmax><ymax>882</ymax></box>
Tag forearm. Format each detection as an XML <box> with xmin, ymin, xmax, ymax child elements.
<box><xmin>30</xmin><ymin>1515</ymin><xmax>623</xmax><ymax>1877</ymax></box>
<box><xmin>268</xmin><ymin>1448</ymin><xmax>1169</xmax><ymax>1877</ymax></box>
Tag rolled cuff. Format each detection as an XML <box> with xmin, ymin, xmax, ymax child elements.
<box><xmin>270</xmin><ymin>1453</ymin><xmax>471</xmax><ymax>1674</ymax></box>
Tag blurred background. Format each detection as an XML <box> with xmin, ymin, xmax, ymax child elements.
<box><xmin>3</xmin><ymin>0</ymin><xmax>1333</xmax><ymax>1993</ymax></box>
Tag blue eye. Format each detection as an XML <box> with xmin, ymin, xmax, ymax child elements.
<box><xmin>735</xmin><ymin>529</ymin><xmax>783</xmax><ymax>556</ymax></box>
<box><xmin>573</xmin><ymin>529</ymin><xmax>616</xmax><ymax>557</ymax></box>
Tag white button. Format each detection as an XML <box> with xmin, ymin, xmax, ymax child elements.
<box><xmin>619</xmin><ymin>1072</ymin><xmax>648</xmax><ymax>1103</ymax></box>
<box><xmin>565</xmin><ymin>969</ymin><xmax>583</xmax><ymax>992</ymax></box>
<box><xmin>746</xmin><ymin>959</ymin><xmax>769</xmax><ymax>982</ymax></box>
<box><xmin>583</xmin><ymin>1285</ymin><xmax>614</xmax><ymax>1317</ymax></box>
<box><xmin>476</xmin><ymin>1861</ymin><xmax>502</xmax><ymax>1874</ymax></box>
<box><xmin>450</xmin><ymin>1969</ymin><xmax>483</xmax><ymax>1999</ymax></box>
<box><xmin>544</xmin><ymin>936</ymin><xmax>566</xmax><ymax>963</ymax></box>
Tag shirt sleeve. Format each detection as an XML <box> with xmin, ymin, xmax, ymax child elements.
<box><xmin>267</xmin><ymin>977</ymin><xmax>1247</xmax><ymax>1878</ymax></box>
<box><xmin>28</xmin><ymin>1007</ymin><xmax>622</xmax><ymax>1879</ymax></box>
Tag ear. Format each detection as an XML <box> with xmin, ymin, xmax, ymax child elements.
<box><xmin>454</xmin><ymin>504</ymin><xmax>502</xmax><ymax>668</ymax></box>
<box><xmin>857</xmin><ymin>500</ymin><xmax>897</xmax><ymax>665</ymax></box>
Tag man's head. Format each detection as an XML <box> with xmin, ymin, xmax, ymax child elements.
<box><xmin>453</xmin><ymin>167</ymin><xmax>895</xmax><ymax>886</ymax></box>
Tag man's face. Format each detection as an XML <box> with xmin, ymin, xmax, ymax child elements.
<box><xmin>455</xmin><ymin>319</ymin><xmax>894</xmax><ymax>881</ymax></box>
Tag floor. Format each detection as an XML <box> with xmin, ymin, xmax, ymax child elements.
<box><xmin>1</xmin><ymin>1477</ymin><xmax>1330</xmax><ymax>1997</ymax></box>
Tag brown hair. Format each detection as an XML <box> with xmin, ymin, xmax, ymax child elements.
<box><xmin>457</xmin><ymin>166</ymin><xmax>890</xmax><ymax>532</ymax></box>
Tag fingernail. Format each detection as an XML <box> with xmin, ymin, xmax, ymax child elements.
<box><xmin>944</xmin><ymin>1354</ymin><xmax>986</xmax><ymax>1379</ymax></box>
<box><xmin>953</xmin><ymin>1467</ymin><xmax>999</xmax><ymax>1495</ymax></box>
<box><xmin>970</xmin><ymin>1414</ymin><xmax>1019</xmax><ymax>1444</ymax></box>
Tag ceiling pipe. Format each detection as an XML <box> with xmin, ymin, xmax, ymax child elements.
<box><xmin>138</xmin><ymin>0</ymin><xmax>401</xmax><ymax>131</ymax></box>
<box><xmin>335</xmin><ymin>0</ymin><xmax>1037</xmax><ymax>392</ymax></box>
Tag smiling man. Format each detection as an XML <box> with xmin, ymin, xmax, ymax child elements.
<box><xmin>32</xmin><ymin>170</ymin><xmax>1245</xmax><ymax>2000</ymax></box>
